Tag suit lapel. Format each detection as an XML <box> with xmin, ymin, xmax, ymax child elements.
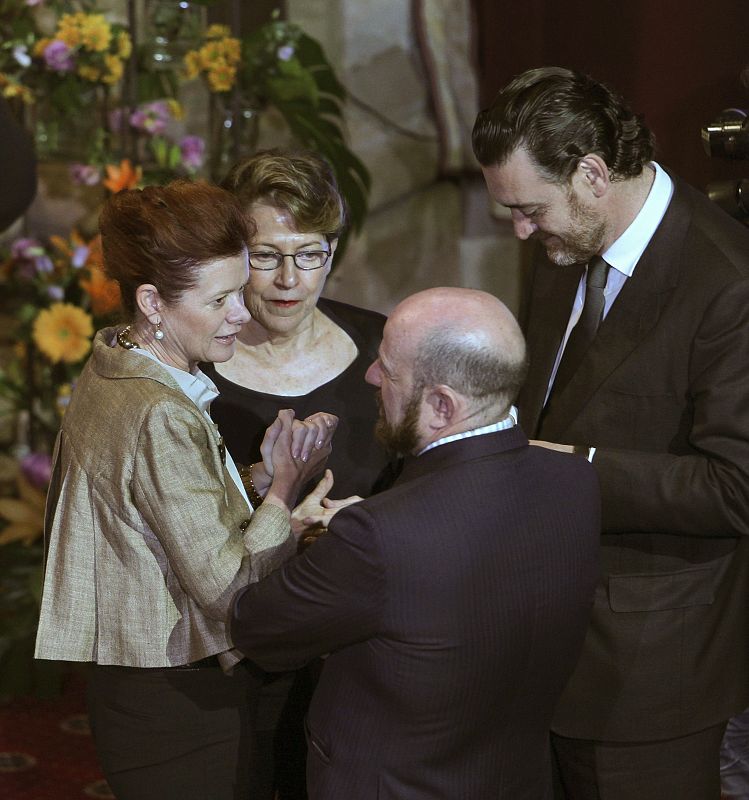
<box><xmin>538</xmin><ymin>177</ymin><xmax>691</xmax><ymax>440</ymax></box>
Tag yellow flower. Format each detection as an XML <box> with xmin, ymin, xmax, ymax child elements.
<box><xmin>102</xmin><ymin>54</ymin><xmax>123</xmax><ymax>85</ymax></box>
<box><xmin>221</xmin><ymin>38</ymin><xmax>241</xmax><ymax>63</ymax></box>
<box><xmin>79</xmin><ymin>13</ymin><xmax>112</xmax><ymax>52</ymax></box>
<box><xmin>206</xmin><ymin>24</ymin><xmax>232</xmax><ymax>39</ymax></box>
<box><xmin>117</xmin><ymin>30</ymin><xmax>132</xmax><ymax>60</ymax></box>
<box><xmin>32</xmin><ymin>302</ymin><xmax>93</xmax><ymax>364</ymax></box>
<box><xmin>0</xmin><ymin>473</ymin><xmax>46</xmax><ymax>546</ymax></box>
<box><xmin>183</xmin><ymin>49</ymin><xmax>202</xmax><ymax>80</ymax></box>
<box><xmin>207</xmin><ymin>61</ymin><xmax>237</xmax><ymax>93</ymax></box>
<box><xmin>57</xmin><ymin>13</ymin><xmax>84</xmax><ymax>47</ymax></box>
<box><xmin>33</xmin><ymin>37</ymin><xmax>51</xmax><ymax>57</ymax></box>
<box><xmin>1</xmin><ymin>80</ymin><xmax>34</xmax><ymax>104</ymax></box>
<box><xmin>167</xmin><ymin>99</ymin><xmax>184</xmax><ymax>121</ymax></box>
<box><xmin>78</xmin><ymin>64</ymin><xmax>102</xmax><ymax>82</ymax></box>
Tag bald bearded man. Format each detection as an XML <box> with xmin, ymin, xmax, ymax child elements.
<box><xmin>232</xmin><ymin>288</ymin><xmax>600</xmax><ymax>800</ymax></box>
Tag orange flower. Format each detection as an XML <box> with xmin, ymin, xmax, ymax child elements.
<box><xmin>103</xmin><ymin>159</ymin><xmax>142</xmax><ymax>193</ymax></box>
<box><xmin>80</xmin><ymin>263</ymin><xmax>121</xmax><ymax>315</ymax></box>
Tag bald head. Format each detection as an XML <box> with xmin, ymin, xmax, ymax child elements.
<box><xmin>388</xmin><ymin>288</ymin><xmax>528</xmax><ymax>420</ymax></box>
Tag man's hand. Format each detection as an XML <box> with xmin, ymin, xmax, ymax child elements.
<box><xmin>291</xmin><ymin>470</ymin><xmax>363</xmax><ymax>546</ymax></box>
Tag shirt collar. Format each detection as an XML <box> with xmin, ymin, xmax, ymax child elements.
<box><xmin>603</xmin><ymin>161</ymin><xmax>674</xmax><ymax>277</ymax></box>
<box><xmin>418</xmin><ymin>406</ymin><xmax>518</xmax><ymax>456</ymax></box>
<box><xmin>131</xmin><ymin>347</ymin><xmax>218</xmax><ymax>414</ymax></box>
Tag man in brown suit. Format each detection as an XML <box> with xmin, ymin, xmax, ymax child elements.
<box><xmin>472</xmin><ymin>66</ymin><xmax>749</xmax><ymax>800</ymax></box>
<box><xmin>232</xmin><ymin>288</ymin><xmax>600</xmax><ymax>800</ymax></box>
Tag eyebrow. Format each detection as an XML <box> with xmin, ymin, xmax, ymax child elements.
<box><xmin>250</xmin><ymin>238</ymin><xmax>327</xmax><ymax>250</ymax></box>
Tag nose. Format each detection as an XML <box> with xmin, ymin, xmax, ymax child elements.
<box><xmin>275</xmin><ymin>255</ymin><xmax>299</xmax><ymax>288</ymax></box>
<box><xmin>365</xmin><ymin>360</ymin><xmax>381</xmax><ymax>387</ymax></box>
<box><xmin>510</xmin><ymin>210</ymin><xmax>538</xmax><ymax>240</ymax></box>
<box><xmin>228</xmin><ymin>294</ymin><xmax>251</xmax><ymax>325</ymax></box>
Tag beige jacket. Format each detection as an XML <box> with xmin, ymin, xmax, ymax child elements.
<box><xmin>35</xmin><ymin>327</ymin><xmax>295</xmax><ymax>667</ymax></box>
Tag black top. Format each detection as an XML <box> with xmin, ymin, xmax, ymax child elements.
<box><xmin>0</xmin><ymin>96</ymin><xmax>36</xmax><ymax>231</ymax></box>
<box><xmin>203</xmin><ymin>298</ymin><xmax>392</xmax><ymax>500</ymax></box>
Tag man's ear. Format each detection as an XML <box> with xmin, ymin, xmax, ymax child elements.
<box><xmin>424</xmin><ymin>385</ymin><xmax>458</xmax><ymax>431</ymax></box>
<box><xmin>575</xmin><ymin>154</ymin><xmax>610</xmax><ymax>198</ymax></box>
<box><xmin>134</xmin><ymin>284</ymin><xmax>163</xmax><ymax>325</ymax></box>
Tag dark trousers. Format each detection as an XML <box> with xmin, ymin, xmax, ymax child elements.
<box><xmin>86</xmin><ymin>660</ymin><xmax>263</xmax><ymax>800</ymax></box>
<box><xmin>551</xmin><ymin>722</ymin><xmax>728</xmax><ymax>800</ymax></box>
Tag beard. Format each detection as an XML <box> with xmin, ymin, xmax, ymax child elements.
<box><xmin>374</xmin><ymin>390</ymin><xmax>422</xmax><ymax>457</ymax></box>
<box><xmin>540</xmin><ymin>189</ymin><xmax>607</xmax><ymax>266</ymax></box>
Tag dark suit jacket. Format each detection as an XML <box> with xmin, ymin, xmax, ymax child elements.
<box><xmin>232</xmin><ymin>426</ymin><xmax>599</xmax><ymax>799</ymax></box>
<box><xmin>517</xmin><ymin>174</ymin><xmax>749</xmax><ymax>742</ymax></box>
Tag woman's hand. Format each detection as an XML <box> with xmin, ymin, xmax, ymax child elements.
<box><xmin>262</xmin><ymin>410</ymin><xmax>338</xmax><ymax>513</ymax></box>
<box><xmin>259</xmin><ymin>411</ymin><xmax>337</xmax><ymax>478</ymax></box>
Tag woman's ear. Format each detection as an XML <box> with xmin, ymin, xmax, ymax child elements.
<box><xmin>324</xmin><ymin>237</ymin><xmax>339</xmax><ymax>276</ymax></box>
<box><xmin>134</xmin><ymin>284</ymin><xmax>163</xmax><ymax>325</ymax></box>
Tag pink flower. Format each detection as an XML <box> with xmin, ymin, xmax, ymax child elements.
<box><xmin>179</xmin><ymin>135</ymin><xmax>205</xmax><ymax>171</ymax></box>
<box><xmin>43</xmin><ymin>40</ymin><xmax>75</xmax><ymax>73</ymax></box>
<box><xmin>69</xmin><ymin>163</ymin><xmax>102</xmax><ymax>186</ymax></box>
<box><xmin>20</xmin><ymin>452</ymin><xmax>53</xmax><ymax>490</ymax></box>
<box><xmin>129</xmin><ymin>101</ymin><xmax>171</xmax><ymax>136</ymax></box>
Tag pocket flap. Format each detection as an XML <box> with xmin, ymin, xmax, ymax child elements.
<box><xmin>608</xmin><ymin>567</ymin><xmax>714</xmax><ymax>612</ymax></box>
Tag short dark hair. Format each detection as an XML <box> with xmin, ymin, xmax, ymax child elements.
<box><xmin>413</xmin><ymin>329</ymin><xmax>529</xmax><ymax>414</ymax></box>
<box><xmin>472</xmin><ymin>66</ymin><xmax>655</xmax><ymax>183</ymax></box>
<box><xmin>221</xmin><ymin>148</ymin><xmax>347</xmax><ymax>240</ymax></box>
<box><xmin>99</xmin><ymin>180</ymin><xmax>253</xmax><ymax>318</ymax></box>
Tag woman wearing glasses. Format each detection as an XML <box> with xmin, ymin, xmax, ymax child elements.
<box><xmin>202</xmin><ymin>148</ymin><xmax>391</xmax><ymax>800</ymax></box>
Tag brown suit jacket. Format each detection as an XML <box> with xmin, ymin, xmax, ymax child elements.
<box><xmin>232</xmin><ymin>427</ymin><xmax>600</xmax><ymax>799</ymax></box>
<box><xmin>518</xmin><ymin>174</ymin><xmax>749</xmax><ymax>741</ymax></box>
<box><xmin>35</xmin><ymin>327</ymin><xmax>294</xmax><ymax>667</ymax></box>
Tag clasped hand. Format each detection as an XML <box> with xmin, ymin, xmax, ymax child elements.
<box><xmin>256</xmin><ymin>409</ymin><xmax>338</xmax><ymax>511</ymax></box>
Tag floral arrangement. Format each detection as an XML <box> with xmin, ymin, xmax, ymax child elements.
<box><xmin>183</xmin><ymin>13</ymin><xmax>370</xmax><ymax>229</ymax></box>
<box><xmin>33</xmin><ymin>10</ymin><xmax>132</xmax><ymax>87</ymax></box>
<box><xmin>0</xmin><ymin>222</ymin><xmax>125</xmax><ymax>698</ymax></box>
<box><xmin>0</xmin><ymin>230</ymin><xmax>122</xmax><ymax>452</ymax></box>
<box><xmin>184</xmin><ymin>23</ymin><xmax>241</xmax><ymax>93</ymax></box>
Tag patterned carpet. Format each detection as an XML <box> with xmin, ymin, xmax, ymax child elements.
<box><xmin>0</xmin><ymin>670</ymin><xmax>113</xmax><ymax>799</ymax></box>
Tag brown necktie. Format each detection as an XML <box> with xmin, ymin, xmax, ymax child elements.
<box><xmin>549</xmin><ymin>256</ymin><xmax>611</xmax><ymax>398</ymax></box>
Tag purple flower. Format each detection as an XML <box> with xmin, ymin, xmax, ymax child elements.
<box><xmin>277</xmin><ymin>45</ymin><xmax>295</xmax><ymax>61</ymax></box>
<box><xmin>25</xmin><ymin>0</ymin><xmax>45</xmax><ymax>6</ymax></box>
<box><xmin>47</xmin><ymin>285</ymin><xmax>64</xmax><ymax>300</ymax></box>
<box><xmin>108</xmin><ymin>107</ymin><xmax>126</xmax><ymax>134</ymax></box>
<box><xmin>43</xmin><ymin>40</ymin><xmax>75</xmax><ymax>73</ymax></box>
<box><xmin>10</xmin><ymin>238</ymin><xmax>52</xmax><ymax>279</ymax></box>
<box><xmin>129</xmin><ymin>101</ymin><xmax>171</xmax><ymax>136</ymax></box>
<box><xmin>71</xmin><ymin>245</ymin><xmax>89</xmax><ymax>268</ymax></box>
<box><xmin>20</xmin><ymin>452</ymin><xmax>53</xmax><ymax>490</ymax></box>
<box><xmin>11</xmin><ymin>237</ymin><xmax>43</xmax><ymax>261</ymax></box>
<box><xmin>69</xmin><ymin>163</ymin><xmax>101</xmax><ymax>186</ymax></box>
<box><xmin>179</xmin><ymin>135</ymin><xmax>205</xmax><ymax>171</ymax></box>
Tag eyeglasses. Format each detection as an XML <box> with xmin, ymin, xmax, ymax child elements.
<box><xmin>248</xmin><ymin>249</ymin><xmax>331</xmax><ymax>271</ymax></box>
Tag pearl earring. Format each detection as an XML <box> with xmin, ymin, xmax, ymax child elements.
<box><xmin>154</xmin><ymin>321</ymin><xmax>165</xmax><ymax>341</ymax></box>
